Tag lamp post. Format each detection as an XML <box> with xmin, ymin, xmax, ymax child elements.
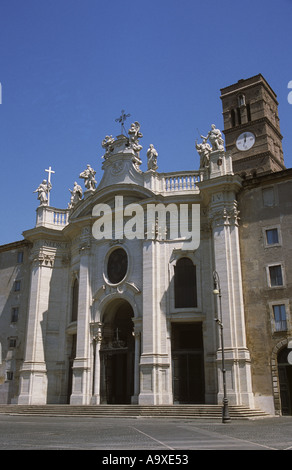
<box><xmin>213</xmin><ymin>270</ymin><xmax>231</xmax><ymax>423</ymax></box>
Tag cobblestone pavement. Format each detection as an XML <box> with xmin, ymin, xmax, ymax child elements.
<box><xmin>0</xmin><ymin>415</ymin><xmax>291</xmax><ymax>453</ymax></box>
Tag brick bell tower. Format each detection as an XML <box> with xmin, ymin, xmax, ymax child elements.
<box><xmin>220</xmin><ymin>74</ymin><xmax>285</xmax><ymax>177</ymax></box>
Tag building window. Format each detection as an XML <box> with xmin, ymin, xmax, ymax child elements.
<box><xmin>269</xmin><ymin>265</ymin><xmax>283</xmax><ymax>287</ymax></box>
<box><xmin>11</xmin><ymin>307</ymin><xmax>19</xmax><ymax>323</ymax></box>
<box><xmin>17</xmin><ymin>251</ymin><xmax>24</xmax><ymax>263</ymax></box>
<box><xmin>238</xmin><ymin>94</ymin><xmax>245</xmax><ymax>107</ymax></box>
<box><xmin>9</xmin><ymin>338</ymin><xmax>17</xmax><ymax>348</ymax></box>
<box><xmin>71</xmin><ymin>278</ymin><xmax>79</xmax><ymax>322</ymax></box>
<box><xmin>273</xmin><ymin>305</ymin><xmax>287</xmax><ymax>332</ymax></box>
<box><xmin>6</xmin><ymin>371</ymin><xmax>13</xmax><ymax>381</ymax></box>
<box><xmin>107</xmin><ymin>248</ymin><xmax>128</xmax><ymax>284</ymax></box>
<box><xmin>14</xmin><ymin>280</ymin><xmax>21</xmax><ymax>292</ymax></box>
<box><xmin>266</xmin><ymin>228</ymin><xmax>279</xmax><ymax>245</ymax></box>
<box><xmin>174</xmin><ymin>257</ymin><xmax>197</xmax><ymax>308</ymax></box>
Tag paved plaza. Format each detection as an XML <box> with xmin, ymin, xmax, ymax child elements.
<box><xmin>0</xmin><ymin>414</ymin><xmax>291</xmax><ymax>453</ymax></box>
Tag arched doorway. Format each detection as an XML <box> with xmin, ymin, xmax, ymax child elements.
<box><xmin>100</xmin><ymin>300</ymin><xmax>135</xmax><ymax>404</ymax></box>
<box><xmin>278</xmin><ymin>348</ymin><xmax>292</xmax><ymax>415</ymax></box>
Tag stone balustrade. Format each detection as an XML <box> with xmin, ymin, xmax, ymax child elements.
<box><xmin>36</xmin><ymin>206</ymin><xmax>69</xmax><ymax>230</ymax></box>
<box><xmin>159</xmin><ymin>170</ymin><xmax>203</xmax><ymax>194</ymax></box>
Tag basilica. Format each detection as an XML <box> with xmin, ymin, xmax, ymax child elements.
<box><xmin>0</xmin><ymin>74</ymin><xmax>291</xmax><ymax>416</ymax></box>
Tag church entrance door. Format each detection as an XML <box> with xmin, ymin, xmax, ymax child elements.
<box><xmin>100</xmin><ymin>301</ymin><xmax>134</xmax><ymax>404</ymax></box>
<box><xmin>278</xmin><ymin>348</ymin><xmax>292</xmax><ymax>415</ymax></box>
<box><xmin>172</xmin><ymin>323</ymin><xmax>205</xmax><ymax>404</ymax></box>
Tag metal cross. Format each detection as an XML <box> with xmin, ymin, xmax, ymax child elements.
<box><xmin>45</xmin><ymin>166</ymin><xmax>55</xmax><ymax>206</ymax></box>
<box><xmin>115</xmin><ymin>109</ymin><xmax>131</xmax><ymax>135</ymax></box>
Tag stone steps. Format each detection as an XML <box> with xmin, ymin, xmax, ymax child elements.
<box><xmin>0</xmin><ymin>404</ymin><xmax>271</xmax><ymax>420</ymax></box>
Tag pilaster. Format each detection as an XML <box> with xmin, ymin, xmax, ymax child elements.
<box><xmin>18</xmin><ymin>252</ymin><xmax>55</xmax><ymax>404</ymax></box>
<box><xmin>139</xmin><ymin>241</ymin><xmax>172</xmax><ymax>405</ymax></box>
<box><xmin>200</xmin><ymin>174</ymin><xmax>254</xmax><ymax>407</ymax></box>
<box><xmin>70</xmin><ymin>228</ymin><xmax>92</xmax><ymax>404</ymax></box>
<box><xmin>90</xmin><ymin>322</ymin><xmax>103</xmax><ymax>405</ymax></box>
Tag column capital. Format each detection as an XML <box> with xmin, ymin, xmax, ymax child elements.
<box><xmin>90</xmin><ymin>322</ymin><xmax>103</xmax><ymax>342</ymax></box>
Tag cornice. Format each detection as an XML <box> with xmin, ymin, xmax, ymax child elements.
<box><xmin>223</xmin><ymin>117</ymin><xmax>283</xmax><ymax>141</ymax></box>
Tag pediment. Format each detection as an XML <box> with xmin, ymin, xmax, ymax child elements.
<box><xmin>68</xmin><ymin>183</ymin><xmax>156</xmax><ymax>222</ymax></box>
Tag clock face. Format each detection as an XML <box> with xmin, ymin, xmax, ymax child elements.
<box><xmin>236</xmin><ymin>132</ymin><xmax>255</xmax><ymax>151</ymax></box>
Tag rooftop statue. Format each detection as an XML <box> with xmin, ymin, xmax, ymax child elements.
<box><xmin>34</xmin><ymin>179</ymin><xmax>52</xmax><ymax>206</ymax></box>
<box><xmin>195</xmin><ymin>138</ymin><xmax>212</xmax><ymax>169</ymax></box>
<box><xmin>201</xmin><ymin>124</ymin><xmax>224</xmax><ymax>151</ymax></box>
<box><xmin>128</xmin><ymin>121</ymin><xmax>143</xmax><ymax>153</ymax></box>
<box><xmin>68</xmin><ymin>181</ymin><xmax>83</xmax><ymax>209</ymax></box>
<box><xmin>102</xmin><ymin>135</ymin><xmax>115</xmax><ymax>159</ymax></box>
<box><xmin>147</xmin><ymin>144</ymin><xmax>158</xmax><ymax>171</ymax></box>
<box><xmin>79</xmin><ymin>164</ymin><xmax>97</xmax><ymax>190</ymax></box>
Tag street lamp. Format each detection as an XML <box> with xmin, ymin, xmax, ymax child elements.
<box><xmin>213</xmin><ymin>270</ymin><xmax>231</xmax><ymax>423</ymax></box>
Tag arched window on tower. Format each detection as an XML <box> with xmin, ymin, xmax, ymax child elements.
<box><xmin>174</xmin><ymin>258</ymin><xmax>197</xmax><ymax>308</ymax></box>
<box><xmin>71</xmin><ymin>278</ymin><xmax>79</xmax><ymax>322</ymax></box>
<box><xmin>238</xmin><ymin>94</ymin><xmax>245</xmax><ymax>107</ymax></box>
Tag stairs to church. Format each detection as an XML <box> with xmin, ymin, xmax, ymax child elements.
<box><xmin>0</xmin><ymin>404</ymin><xmax>271</xmax><ymax>420</ymax></box>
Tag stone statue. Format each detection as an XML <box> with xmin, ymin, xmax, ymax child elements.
<box><xmin>202</xmin><ymin>124</ymin><xmax>224</xmax><ymax>151</ymax></box>
<box><xmin>101</xmin><ymin>135</ymin><xmax>115</xmax><ymax>158</ymax></box>
<box><xmin>79</xmin><ymin>164</ymin><xmax>97</xmax><ymax>190</ymax></box>
<box><xmin>128</xmin><ymin>121</ymin><xmax>143</xmax><ymax>153</ymax></box>
<box><xmin>195</xmin><ymin>138</ymin><xmax>212</xmax><ymax>169</ymax></box>
<box><xmin>68</xmin><ymin>182</ymin><xmax>83</xmax><ymax>209</ymax></box>
<box><xmin>34</xmin><ymin>179</ymin><xmax>52</xmax><ymax>206</ymax></box>
<box><xmin>147</xmin><ymin>144</ymin><xmax>158</xmax><ymax>171</ymax></box>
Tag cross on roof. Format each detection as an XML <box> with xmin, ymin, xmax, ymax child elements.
<box><xmin>45</xmin><ymin>166</ymin><xmax>55</xmax><ymax>206</ymax></box>
<box><xmin>115</xmin><ymin>109</ymin><xmax>131</xmax><ymax>135</ymax></box>
<box><xmin>45</xmin><ymin>166</ymin><xmax>55</xmax><ymax>184</ymax></box>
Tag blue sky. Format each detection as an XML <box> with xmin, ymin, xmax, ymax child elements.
<box><xmin>0</xmin><ymin>0</ymin><xmax>292</xmax><ymax>245</ymax></box>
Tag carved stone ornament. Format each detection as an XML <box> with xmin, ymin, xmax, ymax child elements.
<box><xmin>90</xmin><ymin>322</ymin><xmax>103</xmax><ymax>343</ymax></box>
<box><xmin>208</xmin><ymin>203</ymin><xmax>240</xmax><ymax>227</ymax></box>
<box><xmin>31</xmin><ymin>252</ymin><xmax>55</xmax><ymax>267</ymax></box>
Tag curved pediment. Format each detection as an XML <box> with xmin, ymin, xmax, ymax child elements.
<box><xmin>68</xmin><ymin>183</ymin><xmax>156</xmax><ymax>222</ymax></box>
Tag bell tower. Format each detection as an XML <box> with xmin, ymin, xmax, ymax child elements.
<box><xmin>220</xmin><ymin>74</ymin><xmax>285</xmax><ymax>177</ymax></box>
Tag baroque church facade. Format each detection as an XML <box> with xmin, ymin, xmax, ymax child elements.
<box><xmin>0</xmin><ymin>74</ymin><xmax>291</xmax><ymax>415</ymax></box>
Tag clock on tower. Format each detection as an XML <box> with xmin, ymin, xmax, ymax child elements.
<box><xmin>220</xmin><ymin>74</ymin><xmax>285</xmax><ymax>177</ymax></box>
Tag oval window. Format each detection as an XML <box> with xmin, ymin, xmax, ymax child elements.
<box><xmin>107</xmin><ymin>248</ymin><xmax>128</xmax><ymax>284</ymax></box>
